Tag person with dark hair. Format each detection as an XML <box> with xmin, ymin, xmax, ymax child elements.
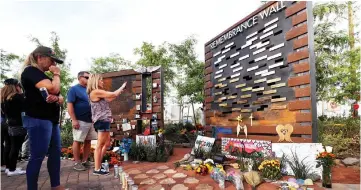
<box><xmin>21</xmin><ymin>46</ymin><xmax>65</xmax><ymax>190</ymax></box>
<box><xmin>1</xmin><ymin>88</ymin><xmax>10</xmax><ymax>173</ymax></box>
<box><xmin>1</xmin><ymin>78</ymin><xmax>27</xmax><ymax>176</ymax></box>
<box><xmin>67</xmin><ymin>71</ymin><xmax>97</xmax><ymax>171</ymax></box>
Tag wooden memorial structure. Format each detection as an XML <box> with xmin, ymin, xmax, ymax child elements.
<box><xmin>204</xmin><ymin>1</ymin><xmax>317</xmax><ymax>143</ymax></box>
<box><xmin>101</xmin><ymin>67</ymin><xmax>164</xmax><ymax>140</ymax></box>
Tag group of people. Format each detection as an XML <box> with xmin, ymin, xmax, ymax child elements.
<box><xmin>1</xmin><ymin>46</ymin><xmax>127</xmax><ymax>190</ymax></box>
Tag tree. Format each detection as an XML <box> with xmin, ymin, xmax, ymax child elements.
<box><xmin>0</xmin><ymin>49</ymin><xmax>20</xmax><ymax>81</ymax></box>
<box><xmin>29</xmin><ymin>32</ymin><xmax>75</xmax><ymax>125</ymax></box>
<box><xmin>134</xmin><ymin>42</ymin><xmax>175</xmax><ymax>96</ymax></box>
<box><xmin>170</xmin><ymin>36</ymin><xmax>205</xmax><ymax>126</ymax></box>
<box><xmin>313</xmin><ymin>1</ymin><xmax>360</xmax><ymax>110</ymax></box>
<box><xmin>90</xmin><ymin>53</ymin><xmax>133</xmax><ymax>74</ymax></box>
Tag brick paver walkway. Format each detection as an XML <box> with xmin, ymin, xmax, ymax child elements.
<box><xmin>1</xmin><ymin>158</ymin><xmax>121</xmax><ymax>190</ymax></box>
<box><xmin>1</xmin><ymin>149</ymin><xmax>359</xmax><ymax>190</ymax></box>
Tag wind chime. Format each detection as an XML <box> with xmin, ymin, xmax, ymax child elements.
<box><xmin>236</xmin><ymin>113</ymin><xmax>253</xmax><ymax>138</ymax></box>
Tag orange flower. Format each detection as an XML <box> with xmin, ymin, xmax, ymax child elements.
<box><xmin>61</xmin><ymin>148</ymin><xmax>67</xmax><ymax>153</ymax></box>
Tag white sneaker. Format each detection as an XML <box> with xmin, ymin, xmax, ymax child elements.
<box><xmin>5</xmin><ymin>169</ymin><xmax>9</xmax><ymax>174</ymax></box>
<box><xmin>7</xmin><ymin>170</ymin><xmax>26</xmax><ymax>177</ymax></box>
<box><xmin>1</xmin><ymin>166</ymin><xmax>5</xmax><ymax>172</ymax></box>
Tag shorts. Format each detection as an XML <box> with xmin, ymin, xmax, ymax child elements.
<box><xmin>73</xmin><ymin>121</ymin><xmax>98</xmax><ymax>142</ymax></box>
<box><xmin>93</xmin><ymin>120</ymin><xmax>111</xmax><ymax>132</ymax></box>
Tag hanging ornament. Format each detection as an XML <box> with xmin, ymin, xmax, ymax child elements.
<box><xmin>235</xmin><ymin>114</ymin><xmax>247</xmax><ymax>138</ymax></box>
<box><xmin>249</xmin><ymin>113</ymin><xmax>253</xmax><ymax>126</ymax></box>
<box><xmin>276</xmin><ymin>124</ymin><xmax>294</xmax><ymax>142</ymax></box>
<box><xmin>236</xmin><ymin>114</ymin><xmax>242</xmax><ymax>137</ymax></box>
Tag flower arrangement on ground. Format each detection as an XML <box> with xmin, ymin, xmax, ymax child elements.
<box><xmin>119</xmin><ymin>137</ymin><xmax>132</xmax><ymax>161</ymax></box>
<box><xmin>61</xmin><ymin>147</ymin><xmax>73</xmax><ymax>158</ymax></box>
<box><xmin>316</xmin><ymin>150</ymin><xmax>336</xmax><ymax>188</ymax></box>
<box><xmin>258</xmin><ymin>159</ymin><xmax>282</xmax><ymax>181</ymax></box>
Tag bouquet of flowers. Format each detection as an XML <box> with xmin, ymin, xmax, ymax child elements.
<box><xmin>258</xmin><ymin>159</ymin><xmax>282</xmax><ymax>181</ymax></box>
<box><xmin>119</xmin><ymin>138</ymin><xmax>132</xmax><ymax>154</ymax></box>
<box><xmin>316</xmin><ymin>151</ymin><xmax>336</xmax><ymax>168</ymax></box>
<box><xmin>316</xmin><ymin>150</ymin><xmax>336</xmax><ymax>188</ymax></box>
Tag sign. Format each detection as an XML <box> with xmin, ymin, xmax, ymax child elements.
<box><xmin>194</xmin><ymin>135</ymin><xmax>215</xmax><ymax>152</ymax></box>
<box><xmin>272</xmin><ymin>143</ymin><xmax>323</xmax><ymax>176</ymax></box>
<box><xmin>221</xmin><ymin>138</ymin><xmax>272</xmax><ymax>159</ymax></box>
<box><xmin>210</xmin><ymin>1</ymin><xmax>286</xmax><ymax>49</ymax></box>
<box><xmin>136</xmin><ymin>135</ymin><xmax>156</xmax><ymax>146</ymax></box>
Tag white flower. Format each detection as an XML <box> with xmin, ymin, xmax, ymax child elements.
<box><xmin>325</xmin><ymin>146</ymin><xmax>333</xmax><ymax>153</ymax></box>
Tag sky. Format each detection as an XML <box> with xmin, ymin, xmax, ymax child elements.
<box><xmin>0</xmin><ymin>0</ymin><xmax>263</xmax><ymax>79</ymax></box>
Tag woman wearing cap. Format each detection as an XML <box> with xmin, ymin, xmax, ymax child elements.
<box><xmin>21</xmin><ymin>46</ymin><xmax>65</xmax><ymax>190</ymax></box>
<box><xmin>1</xmin><ymin>78</ymin><xmax>27</xmax><ymax>176</ymax></box>
<box><xmin>86</xmin><ymin>74</ymin><xmax>126</xmax><ymax>175</ymax></box>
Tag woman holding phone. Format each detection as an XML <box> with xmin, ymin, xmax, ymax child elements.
<box><xmin>86</xmin><ymin>74</ymin><xmax>126</xmax><ymax>175</ymax></box>
<box><xmin>20</xmin><ymin>46</ymin><xmax>65</xmax><ymax>190</ymax></box>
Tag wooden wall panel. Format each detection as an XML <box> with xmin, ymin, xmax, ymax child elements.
<box><xmin>102</xmin><ymin>68</ymin><xmax>165</xmax><ymax>140</ymax></box>
<box><xmin>204</xmin><ymin>1</ymin><xmax>317</xmax><ymax>142</ymax></box>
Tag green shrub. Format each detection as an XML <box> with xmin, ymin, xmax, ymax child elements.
<box><xmin>60</xmin><ymin>119</ymin><xmax>73</xmax><ymax>148</ymax></box>
<box><xmin>318</xmin><ymin>116</ymin><xmax>360</xmax><ymax>158</ymax></box>
<box><xmin>145</xmin><ymin>146</ymin><xmax>157</xmax><ymax>162</ymax></box>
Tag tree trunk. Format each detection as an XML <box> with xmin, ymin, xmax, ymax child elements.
<box><xmin>179</xmin><ymin>104</ymin><xmax>182</xmax><ymax>123</ymax></box>
<box><xmin>191</xmin><ymin>101</ymin><xmax>197</xmax><ymax>127</ymax></box>
<box><xmin>187</xmin><ymin>105</ymin><xmax>190</xmax><ymax>123</ymax></box>
<box><xmin>348</xmin><ymin>1</ymin><xmax>355</xmax><ymax>49</ymax></box>
<box><xmin>347</xmin><ymin>1</ymin><xmax>358</xmax><ymax>117</ymax></box>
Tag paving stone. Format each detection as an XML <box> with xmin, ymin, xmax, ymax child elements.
<box><xmin>159</xmin><ymin>178</ymin><xmax>176</xmax><ymax>185</ymax></box>
<box><xmin>147</xmin><ymin>184</ymin><xmax>165</xmax><ymax>190</ymax></box>
<box><xmin>184</xmin><ymin>177</ymin><xmax>199</xmax><ymax>184</ymax></box>
<box><xmin>134</xmin><ymin>174</ymin><xmax>149</xmax><ymax>179</ymax></box>
<box><xmin>152</xmin><ymin>173</ymin><xmax>167</xmax><ymax>180</ymax></box>
<box><xmin>196</xmin><ymin>184</ymin><xmax>214</xmax><ymax>190</ymax></box>
<box><xmin>171</xmin><ymin>184</ymin><xmax>189</xmax><ymax>190</ymax></box>
<box><xmin>163</xmin><ymin>169</ymin><xmax>177</xmax><ymax>174</ymax></box>
<box><xmin>140</xmin><ymin>178</ymin><xmax>157</xmax><ymax>185</ymax></box>
<box><xmin>172</xmin><ymin>173</ymin><xmax>187</xmax><ymax>178</ymax></box>
<box><xmin>156</xmin><ymin>165</ymin><xmax>169</xmax><ymax>170</ymax></box>
<box><xmin>146</xmin><ymin>169</ymin><xmax>160</xmax><ymax>174</ymax></box>
<box><xmin>127</xmin><ymin>169</ymin><xmax>142</xmax><ymax>175</ymax></box>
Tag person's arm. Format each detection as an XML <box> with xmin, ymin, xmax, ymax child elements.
<box><xmin>66</xmin><ymin>88</ymin><xmax>79</xmax><ymax>129</ymax></box>
<box><xmin>67</xmin><ymin>103</ymin><xmax>80</xmax><ymax>129</ymax></box>
<box><xmin>35</xmin><ymin>66</ymin><xmax>61</xmax><ymax>94</ymax></box>
<box><xmin>93</xmin><ymin>82</ymin><xmax>127</xmax><ymax>101</ymax></box>
<box><xmin>58</xmin><ymin>94</ymin><xmax>64</xmax><ymax>105</ymax></box>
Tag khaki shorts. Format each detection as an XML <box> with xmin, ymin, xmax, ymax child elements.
<box><xmin>73</xmin><ymin>121</ymin><xmax>98</xmax><ymax>142</ymax></box>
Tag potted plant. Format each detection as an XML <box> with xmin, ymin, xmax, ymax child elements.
<box><xmin>258</xmin><ymin>159</ymin><xmax>282</xmax><ymax>182</ymax></box>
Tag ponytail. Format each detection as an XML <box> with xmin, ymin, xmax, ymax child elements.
<box><xmin>20</xmin><ymin>53</ymin><xmax>38</xmax><ymax>80</ymax></box>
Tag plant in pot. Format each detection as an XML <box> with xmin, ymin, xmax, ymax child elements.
<box><xmin>286</xmin><ymin>150</ymin><xmax>314</xmax><ymax>180</ymax></box>
<box><xmin>258</xmin><ymin>159</ymin><xmax>282</xmax><ymax>182</ymax></box>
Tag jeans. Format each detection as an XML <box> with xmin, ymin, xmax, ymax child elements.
<box><xmin>8</xmin><ymin>135</ymin><xmax>26</xmax><ymax>171</ymax></box>
<box><xmin>23</xmin><ymin>115</ymin><xmax>61</xmax><ymax>190</ymax></box>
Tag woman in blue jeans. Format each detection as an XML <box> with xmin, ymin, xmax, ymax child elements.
<box><xmin>20</xmin><ymin>46</ymin><xmax>65</xmax><ymax>190</ymax></box>
<box><xmin>86</xmin><ymin>74</ymin><xmax>126</xmax><ymax>175</ymax></box>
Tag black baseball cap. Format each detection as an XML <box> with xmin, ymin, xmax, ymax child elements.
<box><xmin>4</xmin><ymin>78</ymin><xmax>19</xmax><ymax>85</ymax></box>
<box><xmin>32</xmin><ymin>46</ymin><xmax>64</xmax><ymax>64</ymax></box>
